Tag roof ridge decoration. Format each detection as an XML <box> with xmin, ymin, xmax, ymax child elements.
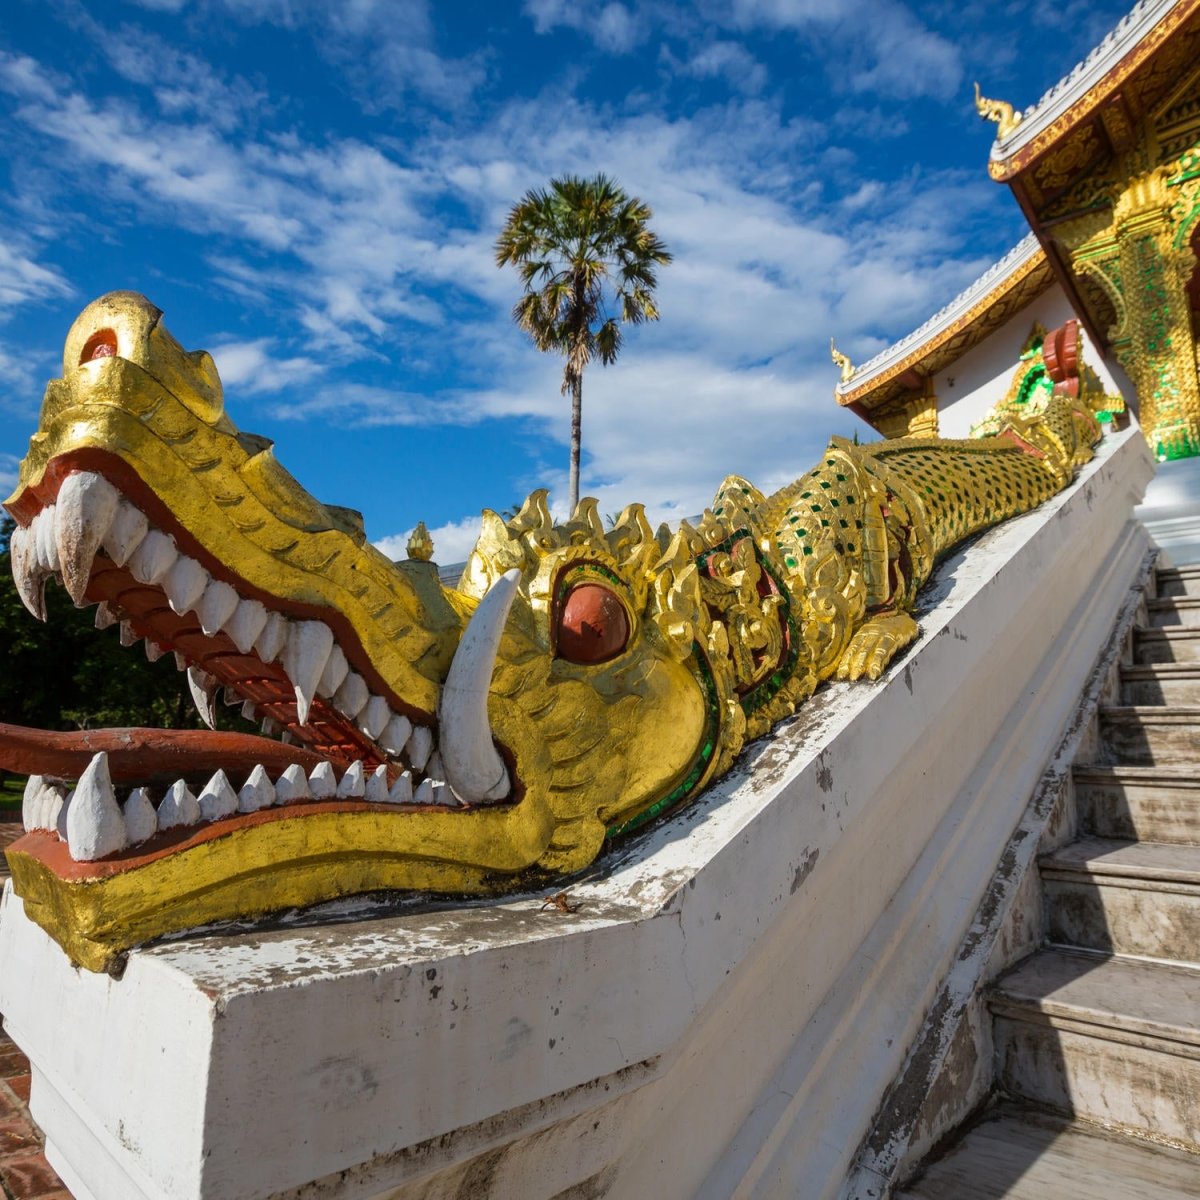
<box><xmin>989</xmin><ymin>0</ymin><xmax>1196</xmax><ymax>177</ymax></box>
<box><xmin>974</xmin><ymin>82</ymin><xmax>1022</xmax><ymax>140</ymax></box>
<box><xmin>835</xmin><ymin>233</ymin><xmax>1044</xmax><ymax>399</ymax></box>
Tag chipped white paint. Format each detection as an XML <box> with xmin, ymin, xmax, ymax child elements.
<box><xmin>0</xmin><ymin>428</ymin><xmax>1156</xmax><ymax>1200</ymax></box>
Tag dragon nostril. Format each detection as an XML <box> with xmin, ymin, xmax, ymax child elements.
<box><xmin>80</xmin><ymin>329</ymin><xmax>118</xmax><ymax>364</ymax></box>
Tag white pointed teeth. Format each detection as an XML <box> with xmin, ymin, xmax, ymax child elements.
<box><xmin>226</xmin><ymin>598</ymin><xmax>268</xmax><ymax>655</ymax></box>
<box><xmin>188</xmin><ymin>666</ymin><xmax>219</xmax><ymax>730</ymax></box>
<box><xmin>364</xmin><ymin>764</ymin><xmax>390</xmax><ymax>802</ymax></box>
<box><xmin>274</xmin><ymin>763</ymin><xmax>310</xmax><ymax>805</ymax></box>
<box><xmin>358</xmin><ymin>694</ymin><xmax>390</xmax><ymax>740</ymax></box>
<box><xmin>124</xmin><ymin>787</ymin><xmax>157</xmax><ymax>844</ymax></box>
<box><xmin>379</xmin><ymin>714</ymin><xmax>412</xmax><ymax>756</ymax></box>
<box><xmin>413</xmin><ymin>778</ymin><xmax>435</xmax><ymax>805</ymax></box>
<box><xmin>129</xmin><ymin>528</ymin><xmax>178</xmax><ymax>586</ymax></box>
<box><xmin>254</xmin><ymin>611</ymin><xmax>289</xmax><ymax>664</ymax></box>
<box><xmin>317</xmin><ymin>646</ymin><xmax>348</xmax><ymax>698</ymax></box>
<box><xmin>333</xmin><ymin>672</ymin><xmax>368</xmax><ymax>720</ymax></box>
<box><xmin>102</xmin><ymin>499</ymin><xmax>148</xmax><ymax>567</ymax></box>
<box><xmin>10</xmin><ymin>523</ymin><xmax>47</xmax><ymax>621</ymax></box>
<box><xmin>33</xmin><ymin>504</ymin><xmax>60</xmax><ymax>573</ymax></box>
<box><xmin>21</xmin><ymin>775</ymin><xmax>61</xmax><ymax>833</ymax></box>
<box><xmin>406</xmin><ymin>725</ymin><xmax>433</xmax><ymax>772</ymax></box>
<box><xmin>336</xmin><ymin>760</ymin><xmax>365</xmax><ymax>799</ymax></box>
<box><xmin>55</xmin><ymin>472</ymin><xmax>119</xmax><ymax>606</ymax></box>
<box><xmin>308</xmin><ymin>761</ymin><xmax>337</xmax><ymax>800</ymax></box>
<box><xmin>158</xmin><ymin>779</ymin><xmax>201</xmax><ymax>830</ymax></box>
<box><xmin>65</xmin><ymin>752</ymin><xmax>128</xmax><ymax>861</ymax></box>
<box><xmin>386</xmin><ymin>771</ymin><xmax>413</xmax><ymax>804</ymax></box>
<box><xmin>284</xmin><ymin>620</ymin><xmax>333</xmax><ymax>726</ymax></box>
<box><xmin>197</xmin><ymin>579</ymin><xmax>238</xmax><ymax>637</ymax></box>
<box><xmin>198</xmin><ymin>770</ymin><xmax>238</xmax><ymax>821</ymax></box>
<box><xmin>163</xmin><ymin>555</ymin><xmax>210</xmax><ymax>615</ymax></box>
<box><xmin>238</xmin><ymin>764</ymin><xmax>275</xmax><ymax>813</ymax></box>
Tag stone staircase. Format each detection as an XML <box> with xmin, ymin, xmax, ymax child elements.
<box><xmin>899</xmin><ymin>563</ymin><xmax>1200</xmax><ymax>1199</ymax></box>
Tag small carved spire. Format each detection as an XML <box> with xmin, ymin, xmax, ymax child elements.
<box><xmin>406</xmin><ymin>521</ymin><xmax>434</xmax><ymax>562</ymax></box>
<box><xmin>830</xmin><ymin>338</ymin><xmax>855</xmax><ymax>384</ymax></box>
<box><xmin>974</xmin><ymin>82</ymin><xmax>1021</xmax><ymax>140</ymax></box>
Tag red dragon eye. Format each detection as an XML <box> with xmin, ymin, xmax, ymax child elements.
<box><xmin>80</xmin><ymin>329</ymin><xmax>118</xmax><ymax>364</ymax></box>
<box><xmin>557</xmin><ymin>584</ymin><xmax>630</xmax><ymax>664</ymax></box>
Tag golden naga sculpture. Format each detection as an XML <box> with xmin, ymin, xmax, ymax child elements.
<box><xmin>974</xmin><ymin>82</ymin><xmax>1022</xmax><ymax>140</ymax></box>
<box><xmin>3</xmin><ymin>293</ymin><xmax>1101</xmax><ymax>972</ymax></box>
<box><xmin>830</xmin><ymin>337</ymin><xmax>855</xmax><ymax>384</ymax></box>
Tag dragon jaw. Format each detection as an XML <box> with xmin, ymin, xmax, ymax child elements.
<box><xmin>2</xmin><ymin>293</ymin><xmax>713</xmax><ymax>971</ymax></box>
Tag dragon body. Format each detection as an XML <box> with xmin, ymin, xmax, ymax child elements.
<box><xmin>2</xmin><ymin>294</ymin><xmax>1101</xmax><ymax>970</ymax></box>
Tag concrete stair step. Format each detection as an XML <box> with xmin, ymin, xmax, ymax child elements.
<box><xmin>1040</xmin><ymin>837</ymin><xmax>1200</xmax><ymax>964</ymax></box>
<box><xmin>1157</xmin><ymin>565</ymin><xmax>1200</xmax><ymax>600</ymax></box>
<box><xmin>1099</xmin><ymin>706</ymin><xmax>1200</xmax><ymax>765</ymax></box>
<box><xmin>1134</xmin><ymin>627</ymin><xmax>1200</xmax><ymax>664</ymax></box>
<box><xmin>990</xmin><ymin>949</ymin><xmax>1200</xmax><ymax>1149</ymax></box>
<box><xmin>1074</xmin><ymin>766</ymin><xmax>1200</xmax><ymax>844</ymax></box>
<box><xmin>898</xmin><ymin>1104</ymin><xmax>1200</xmax><ymax>1199</ymax></box>
<box><xmin>1147</xmin><ymin>598</ymin><xmax>1200</xmax><ymax>628</ymax></box>
<box><xmin>1121</xmin><ymin>663</ymin><xmax>1200</xmax><ymax>705</ymax></box>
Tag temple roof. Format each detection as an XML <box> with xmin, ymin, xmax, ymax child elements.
<box><xmin>834</xmin><ymin>234</ymin><xmax>1054</xmax><ymax>416</ymax></box>
<box><xmin>988</xmin><ymin>0</ymin><xmax>1200</xmax><ymax>181</ymax></box>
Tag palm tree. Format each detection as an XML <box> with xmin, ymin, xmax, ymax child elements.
<box><xmin>495</xmin><ymin>174</ymin><xmax>672</xmax><ymax>512</ymax></box>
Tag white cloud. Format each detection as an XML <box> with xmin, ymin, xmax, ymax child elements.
<box><xmin>664</xmin><ymin>40</ymin><xmax>768</xmax><ymax>94</ymax></box>
<box><xmin>210</xmin><ymin>338</ymin><xmax>325</xmax><ymax>395</ymax></box>
<box><xmin>524</xmin><ymin>0</ymin><xmax>643</xmax><ymax>52</ymax></box>
<box><xmin>0</xmin><ymin>451</ymin><xmax>22</xmax><ymax>495</ymax></box>
<box><xmin>0</xmin><ymin>240</ymin><xmax>74</xmax><ymax>314</ymax></box>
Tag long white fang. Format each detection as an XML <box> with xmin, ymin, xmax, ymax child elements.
<box><xmin>406</xmin><ymin>725</ymin><xmax>433</xmax><ymax>773</ymax></box>
<box><xmin>66</xmin><ymin>752</ymin><xmax>128</xmax><ymax>861</ymax></box>
<box><xmin>379</xmin><ymin>714</ymin><xmax>412</xmax><ymax>755</ymax></box>
<box><xmin>336</xmin><ymin>760</ymin><xmax>365</xmax><ymax>798</ymax></box>
<box><xmin>226</xmin><ymin>598</ymin><xmax>268</xmax><ymax>655</ymax></box>
<box><xmin>197</xmin><ymin>579</ymin><xmax>238</xmax><ymax>636</ymax></box>
<box><xmin>22</xmin><ymin>775</ymin><xmax>46</xmax><ymax>832</ymax></box>
<box><xmin>164</xmin><ymin>555</ymin><xmax>210</xmax><ymax>615</ymax></box>
<box><xmin>55</xmin><ymin>472</ymin><xmax>119</xmax><ymax>605</ymax></box>
<box><xmin>317</xmin><ymin>645</ymin><xmax>348</xmax><ymax>698</ymax></box>
<box><xmin>124</xmin><ymin>787</ymin><xmax>158</xmax><ymax>844</ymax></box>
<box><xmin>238</xmin><ymin>764</ymin><xmax>275</xmax><ymax>812</ymax></box>
<box><xmin>10</xmin><ymin>524</ymin><xmax>47</xmax><ymax>621</ymax></box>
<box><xmin>364</xmin><ymin>764</ymin><xmax>389</xmax><ymax>802</ymax></box>
<box><xmin>308</xmin><ymin>762</ymin><xmax>337</xmax><ymax>800</ymax></box>
<box><xmin>275</xmin><ymin>763</ymin><xmax>310</xmax><ymax>805</ymax></box>
<box><xmin>255</xmin><ymin>611</ymin><xmax>289</xmax><ymax>664</ymax></box>
<box><xmin>359</xmin><ymin>695</ymin><xmax>390</xmax><ymax>740</ymax></box>
<box><xmin>198</xmin><ymin>770</ymin><xmax>238</xmax><ymax>821</ymax></box>
<box><xmin>102</xmin><ymin>500</ymin><xmax>148</xmax><ymax>567</ymax></box>
<box><xmin>129</xmin><ymin>529</ymin><xmax>177</xmax><ymax>585</ymax></box>
<box><xmin>283</xmin><ymin>621</ymin><xmax>333</xmax><ymax>726</ymax></box>
<box><xmin>158</xmin><ymin>780</ymin><xmax>201</xmax><ymax>829</ymax></box>
<box><xmin>437</xmin><ymin>569</ymin><xmax>517</xmax><ymax>804</ymax></box>
<box><xmin>188</xmin><ymin>666</ymin><xmax>219</xmax><ymax>730</ymax></box>
<box><xmin>34</xmin><ymin>506</ymin><xmax>59</xmax><ymax>573</ymax></box>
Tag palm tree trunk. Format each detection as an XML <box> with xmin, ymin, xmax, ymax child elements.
<box><xmin>568</xmin><ymin>372</ymin><xmax>582</xmax><ymax>513</ymax></box>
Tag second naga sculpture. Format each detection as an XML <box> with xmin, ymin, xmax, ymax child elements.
<box><xmin>3</xmin><ymin>293</ymin><xmax>1102</xmax><ymax>971</ymax></box>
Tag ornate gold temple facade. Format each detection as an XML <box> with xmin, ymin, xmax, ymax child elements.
<box><xmin>841</xmin><ymin>0</ymin><xmax>1200</xmax><ymax>460</ymax></box>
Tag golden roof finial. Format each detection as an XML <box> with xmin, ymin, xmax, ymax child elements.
<box><xmin>406</xmin><ymin>521</ymin><xmax>434</xmax><ymax>562</ymax></box>
<box><xmin>830</xmin><ymin>338</ymin><xmax>855</xmax><ymax>384</ymax></box>
<box><xmin>974</xmin><ymin>82</ymin><xmax>1021</xmax><ymax>140</ymax></box>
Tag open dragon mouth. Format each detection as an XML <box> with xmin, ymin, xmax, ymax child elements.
<box><xmin>8</xmin><ymin>466</ymin><xmax>489</xmax><ymax>868</ymax></box>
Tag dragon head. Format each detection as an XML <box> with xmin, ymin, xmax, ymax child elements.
<box><xmin>2</xmin><ymin>293</ymin><xmax>732</xmax><ymax>970</ymax></box>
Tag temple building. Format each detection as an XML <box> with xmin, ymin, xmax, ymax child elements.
<box><xmin>836</xmin><ymin>0</ymin><xmax>1200</xmax><ymax>464</ymax></box>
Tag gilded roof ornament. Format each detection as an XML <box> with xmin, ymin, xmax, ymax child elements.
<box><xmin>974</xmin><ymin>82</ymin><xmax>1022</xmax><ymax>140</ymax></box>
<box><xmin>406</xmin><ymin>521</ymin><xmax>434</xmax><ymax>561</ymax></box>
<box><xmin>830</xmin><ymin>338</ymin><xmax>855</xmax><ymax>384</ymax></box>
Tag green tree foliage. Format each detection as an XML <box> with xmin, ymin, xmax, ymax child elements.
<box><xmin>0</xmin><ymin>516</ymin><xmax>249</xmax><ymax>735</ymax></box>
<box><xmin>495</xmin><ymin>174</ymin><xmax>671</xmax><ymax>511</ymax></box>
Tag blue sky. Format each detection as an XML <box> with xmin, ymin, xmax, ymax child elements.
<box><xmin>1</xmin><ymin>0</ymin><xmax>1130</xmax><ymax>564</ymax></box>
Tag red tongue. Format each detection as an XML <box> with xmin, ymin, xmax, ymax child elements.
<box><xmin>0</xmin><ymin>722</ymin><xmax>326</xmax><ymax>785</ymax></box>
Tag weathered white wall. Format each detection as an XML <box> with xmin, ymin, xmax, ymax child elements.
<box><xmin>0</xmin><ymin>428</ymin><xmax>1155</xmax><ymax>1200</ymax></box>
<box><xmin>935</xmin><ymin>283</ymin><xmax>1129</xmax><ymax>439</ymax></box>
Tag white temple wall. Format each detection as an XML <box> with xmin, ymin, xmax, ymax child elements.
<box><xmin>934</xmin><ymin>283</ymin><xmax>1128</xmax><ymax>439</ymax></box>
